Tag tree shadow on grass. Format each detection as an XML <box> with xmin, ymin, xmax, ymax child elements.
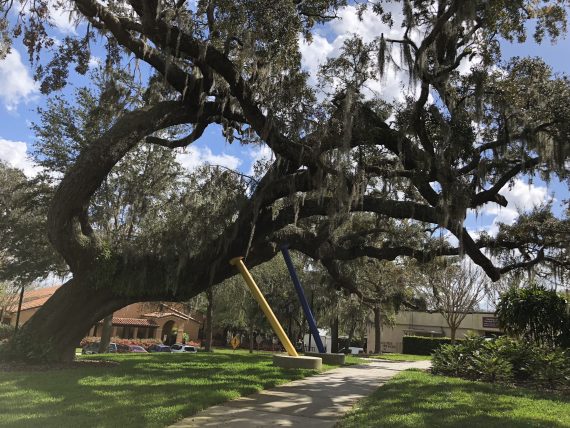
<box><xmin>0</xmin><ymin>352</ymin><xmax>321</xmax><ymax>428</ymax></box>
<box><xmin>341</xmin><ymin>371</ymin><xmax>570</xmax><ymax>428</ymax></box>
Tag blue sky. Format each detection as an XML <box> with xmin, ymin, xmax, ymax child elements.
<box><xmin>0</xmin><ymin>4</ymin><xmax>568</xmax><ymax>239</ymax></box>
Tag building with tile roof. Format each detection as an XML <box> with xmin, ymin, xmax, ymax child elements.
<box><xmin>1</xmin><ymin>286</ymin><xmax>203</xmax><ymax>345</ymax></box>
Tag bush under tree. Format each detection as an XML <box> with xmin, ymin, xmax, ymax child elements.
<box><xmin>432</xmin><ymin>334</ymin><xmax>570</xmax><ymax>390</ymax></box>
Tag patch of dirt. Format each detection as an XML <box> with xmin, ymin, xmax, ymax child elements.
<box><xmin>0</xmin><ymin>359</ymin><xmax>119</xmax><ymax>372</ymax></box>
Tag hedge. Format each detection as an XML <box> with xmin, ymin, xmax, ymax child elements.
<box><xmin>402</xmin><ymin>335</ymin><xmax>462</xmax><ymax>355</ymax></box>
<box><xmin>80</xmin><ymin>336</ymin><xmax>162</xmax><ymax>348</ymax></box>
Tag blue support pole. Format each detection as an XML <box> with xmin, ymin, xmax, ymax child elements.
<box><xmin>280</xmin><ymin>246</ymin><xmax>326</xmax><ymax>353</ymax></box>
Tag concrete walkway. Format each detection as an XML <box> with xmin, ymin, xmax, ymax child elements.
<box><xmin>170</xmin><ymin>359</ymin><xmax>431</xmax><ymax>427</ymax></box>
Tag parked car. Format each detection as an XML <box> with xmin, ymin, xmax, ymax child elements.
<box><xmin>171</xmin><ymin>344</ymin><xmax>198</xmax><ymax>353</ymax></box>
<box><xmin>116</xmin><ymin>343</ymin><xmax>130</xmax><ymax>353</ymax></box>
<box><xmin>127</xmin><ymin>345</ymin><xmax>148</xmax><ymax>353</ymax></box>
<box><xmin>147</xmin><ymin>344</ymin><xmax>171</xmax><ymax>353</ymax></box>
<box><xmin>339</xmin><ymin>347</ymin><xmax>364</xmax><ymax>355</ymax></box>
<box><xmin>81</xmin><ymin>342</ymin><xmax>118</xmax><ymax>354</ymax></box>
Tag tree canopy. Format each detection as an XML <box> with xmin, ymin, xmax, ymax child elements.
<box><xmin>1</xmin><ymin>0</ymin><xmax>569</xmax><ymax>361</ymax></box>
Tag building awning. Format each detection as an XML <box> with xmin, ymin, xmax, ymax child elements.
<box><xmin>404</xmin><ymin>329</ymin><xmax>445</xmax><ymax>337</ymax></box>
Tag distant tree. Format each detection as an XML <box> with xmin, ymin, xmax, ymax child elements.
<box><xmin>0</xmin><ymin>282</ymin><xmax>18</xmax><ymax>323</ymax></box>
<box><xmin>206</xmin><ymin>257</ymin><xmax>300</xmax><ymax>351</ymax></box>
<box><xmin>421</xmin><ymin>259</ymin><xmax>488</xmax><ymax>342</ymax></box>
<box><xmin>358</xmin><ymin>259</ymin><xmax>416</xmax><ymax>353</ymax></box>
<box><xmin>0</xmin><ymin>163</ymin><xmax>65</xmax><ymax>284</ymax></box>
<box><xmin>496</xmin><ymin>284</ymin><xmax>569</xmax><ymax>347</ymax></box>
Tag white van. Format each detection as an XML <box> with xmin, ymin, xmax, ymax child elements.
<box><xmin>340</xmin><ymin>347</ymin><xmax>364</xmax><ymax>355</ymax></box>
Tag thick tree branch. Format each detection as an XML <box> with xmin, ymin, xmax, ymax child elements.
<box><xmin>469</xmin><ymin>157</ymin><xmax>540</xmax><ymax>208</ymax></box>
<box><xmin>48</xmin><ymin>100</ymin><xmax>225</xmax><ymax>272</ymax></box>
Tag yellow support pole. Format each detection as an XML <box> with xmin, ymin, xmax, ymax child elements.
<box><xmin>230</xmin><ymin>257</ymin><xmax>299</xmax><ymax>357</ymax></box>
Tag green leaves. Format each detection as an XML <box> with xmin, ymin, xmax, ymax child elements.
<box><xmin>0</xmin><ymin>163</ymin><xmax>65</xmax><ymax>284</ymax></box>
<box><xmin>496</xmin><ymin>284</ymin><xmax>569</xmax><ymax>347</ymax></box>
<box><xmin>432</xmin><ymin>334</ymin><xmax>570</xmax><ymax>389</ymax></box>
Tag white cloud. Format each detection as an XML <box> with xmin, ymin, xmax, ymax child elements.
<box><xmin>500</xmin><ymin>179</ymin><xmax>550</xmax><ymax>210</ymax></box>
<box><xmin>476</xmin><ymin>179</ymin><xmax>551</xmax><ymax>235</ymax></box>
<box><xmin>176</xmin><ymin>146</ymin><xmax>241</xmax><ymax>171</ymax></box>
<box><xmin>299</xmin><ymin>4</ymin><xmax>479</xmax><ymax>104</ymax></box>
<box><xmin>49</xmin><ymin>6</ymin><xmax>78</xmax><ymax>34</ymax></box>
<box><xmin>18</xmin><ymin>1</ymin><xmax>78</xmax><ymax>35</ymax></box>
<box><xmin>88</xmin><ymin>56</ymin><xmax>102</xmax><ymax>69</ymax></box>
<box><xmin>299</xmin><ymin>34</ymin><xmax>335</xmax><ymax>87</ymax></box>
<box><xmin>247</xmin><ymin>144</ymin><xmax>274</xmax><ymax>175</ymax></box>
<box><xmin>0</xmin><ymin>138</ymin><xmax>42</xmax><ymax>177</ymax></box>
<box><xmin>0</xmin><ymin>50</ymin><xmax>38</xmax><ymax>111</ymax></box>
<box><xmin>329</xmin><ymin>4</ymin><xmax>404</xmax><ymax>43</ymax></box>
<box><xmin>299</xmin><ymin>5</ymin><xmax>413</xmax><ymax>103</ymax></box>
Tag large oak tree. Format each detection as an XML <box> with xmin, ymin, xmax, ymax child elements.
<box><xmin>1</xmin><ymin>0</ymin><xmax>569</xmax><ymax>361</ymax></box>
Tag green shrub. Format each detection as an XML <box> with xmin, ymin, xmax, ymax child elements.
<box><xmin>79</xmin><ymin>336</ymin><xmax>162</xmax><ymax>348</ymax></box>
<box><xmin>528</xmin><ymin>349</ymin><xmax>570</xmax><ymax>388</ymax></box>
<box><xmin>0</xmin><ymin>324</ymin><xmax>14</xmax><ymax>340</ymax></box>
<box><xmin>432</xmin><ymin>334</ymin><xmax>569</xmax><ymax>389</ymax></box>
<box><xmin>431</xmin><ymin>344</ymin><xmax>465</xmax><ymax>376</ymax></box>
<box><xmin>494</xmin><ymin>336</ymin><xmax>535</xmax><ymax>381</ymax></box>
<box><xmin>471</xmin><ymin>353</ymin><xmax>513</xmax><ymax>383</ymax></box>
<box><xmin>461</xmin><ymin>331</ymin><xmax>485</xmax><ymax>353</ymax></box>
<box><xmin>402</xmin><ymin>336</ymin><xmax>459</xmax><ymax>355</ymax></box>
<box><xmin>432</xmin><ymin>333</ymin><xmax>512</xmax><ymax>382</ymax></box>
<box><xmin>0</xmin><ymin>339</ymin><xmax>8</xmax><ymax>360</ymax></box>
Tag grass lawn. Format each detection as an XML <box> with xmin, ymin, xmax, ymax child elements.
<box><xmin>368</xmin><ymin>353</ymin><xmax>432</xmax><ymax>362</ymax></box>
<box><xmin>0</xmin><ymin>349</ymin><xmax>341</xmax><ymax>428</ymax></box>
<box><xmin>343</xmin><ymin>354</ymin><xmax>366</xmax><ymax>365</ymax></box>
<box><xmin>340</xmin><ymin>369</ymin><xmax>570</xmax><ymax>428</ymax></box>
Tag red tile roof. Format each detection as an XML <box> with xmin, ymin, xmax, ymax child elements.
<box><xmin>5</xmin><ymin>287</ymin><xmax>201</xmax><ymax>328</ymax></box>
<box><xmin>160</xmin><ymin>304</ymin><xmax>200</xmax><ymax>322</ymax></box>
<box><xmin>21</xmin><ymin>286</ymin><xmax>60</xmax><ymax>301</ymax></box>
<box><xmin>142</xmin><ymin>311</ymin><xmax>200</xmax><ymax>323</ymax></box>
<box><xmin>16</xmin><ymin>296</ymin><xmax>53</xmax><ymax>312</ymax></box>
<box><xmin>142</xmin><ymin>312</ymin><xmax>178</xmax><ymax>318</ymax></box>
<box><xmin>110</xmin><ymin>317</ymin><xmax>158</xmax><ymax>327</ymax></box>
<box><xmin>6</xmin><ymin>286</ymin><xmax>61</xmax><ymax>313</ymax></box>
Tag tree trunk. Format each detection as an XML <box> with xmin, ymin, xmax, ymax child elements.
<box><xmin>204</xmin><ymin>288</ymin><xmax>214</xmax><ymax>352</ymax></box>
<box><xmin>331</xmin><ymin>316</ymin><xmax>339</xmax><ymax>353</ymax></box>
<box><xmin>12</xmin><ymin>279</ymin><xmax>129</xmax><ymax>362</ymax></box>
<box><xmin>14</xmin><ymin>285</ymin><xmax>25</xmax><ymax>333</ymax></box>
<box><xmin>347</xmin><ymin>326</ymin><xmax>354</xmax><ymax>349</ymax></box>
<box><xmin>374</xmin><ymin>306</ymin><xmax>381</xmax><ymax>354</ymax></box>
<box><xmin>450</xmin><ymin>326</ymin><xmax>457</xmax><ymax>344</ymax></box>
<box><xmin>98</xmin><ymin>314</ymin><xmax>114</xmax><ymax>353</ymax></box>
<box><xmin>249</xmin><ymin>324</ymin><xmax>254</xmax><ymax>354</ymax></box>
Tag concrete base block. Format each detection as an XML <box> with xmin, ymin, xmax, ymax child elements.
<box><xmin>273</xmin><ymin>354</ymin><xmax>322</xmax><ymax>370</ymax></box>
<box><xmin>304</xmin><ymin>352</ymin><xmax>346</xmax><ymax>365</ymax></box>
